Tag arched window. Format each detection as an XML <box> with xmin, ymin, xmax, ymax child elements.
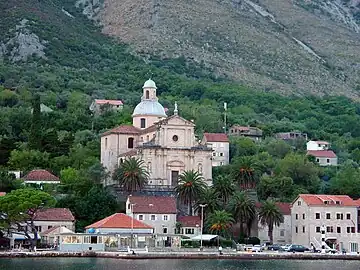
<box><xmin>141</xmin><ymin>118</ymin><xmax>146</xmax><ymax>128</ymax></box>
<box><xmin>145</xmin><ymin>90</ymin><xmax>150</xmax><ymax>99</ymax></box>
<box><xmin>128</xmin><ymin>137</ymin><xmax>134</xmax><ymax>148</ymax></box>
<box><xmin>146</xmin><ymin>135</ymin><xmax>150</xmax><ymax>141</ymax></box>
<box><xmin>120</xmin><ymin>158</ymin><xmax>124</xmax><ymax>164</ymax></box>
<box><xmin>147</xmin><ymin>162</ymin><xmax>152</xmax><ymax>173</ymax></box>
<box><xmin>198</xmin><ymin>163</ymin><xmax>203</xmax><ymax>173</ymax></box>
<box><xmin>105</xmin><ymin>138</ymin><xmax>108</xmax><ymax>149</ymax></box>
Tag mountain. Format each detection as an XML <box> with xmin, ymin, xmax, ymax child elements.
<box><xmin>82</xmin><ymin>0</ymin><xmax>360</xmax><ymax>97</ymax></box>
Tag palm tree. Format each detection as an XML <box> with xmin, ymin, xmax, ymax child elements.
<box><xmin>112</xmin><ymin>157</ymin><xmax>149</xmax><ymax>192</ymax></box>
<box><xmin>174</xmin><ymin>170</ymin><xmax>207</xmax><ymax>215</ymax></box>
<box><xmin>212</xmin><ymin>175</ymin><xmax>235</xmax><ymax>206</ymax></box>
<box><xmin>194</xmin><ymin>187</ymin><xmax>220</xmax><ymax>220</ymax></box>
<box><xmin>258</xmin><ymin>200</ymin><xmax>284</xmax><ymax>244</ymax></box>
<box><xmin>232</xmin><ymin>156</ymin><xmax>260</xmax><ymax>190</ymax></box>
<box><xmin>206</xmin><ymin>210</ymin><xmax>234</xmax><ymax>238</ymax></box>
<box><xmin>228</xmin><ymin>191</ymin><xmax>256</xmax><ymax>237</ymax></box>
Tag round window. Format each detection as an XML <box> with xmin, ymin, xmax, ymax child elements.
<box><xmin>172</xmin><ymin>135</ymin><xmax>178</xmax><ymax>142</ymax></box>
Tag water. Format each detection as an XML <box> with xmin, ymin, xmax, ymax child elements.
<box><xmin>0</xmin><ymin>258</ymin><xmax>359</xmax><ymax>270</ymax></box>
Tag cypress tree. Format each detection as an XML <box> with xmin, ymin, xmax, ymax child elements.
<box><xmin>29</xmin><ymin>94</ymin><xmax>42</xmax><ymax>150</ymax></box>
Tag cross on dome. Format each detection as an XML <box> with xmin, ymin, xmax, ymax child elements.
<box><xmin>174</xmin><ymin>102</ymin><xmax>178</xmax><ymax>115</ymax></box>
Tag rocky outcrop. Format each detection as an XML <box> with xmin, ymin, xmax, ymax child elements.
<box><xmin>75</xmin><ymin>0</ymin><xmax>103</xmax><ymax>21</ymax></box>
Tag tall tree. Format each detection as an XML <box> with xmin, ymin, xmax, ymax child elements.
<box><xmin>175</xmin><ymin>170</ymin><xmax>206</xmax><ymax>215</ymax></box>
<box><xmin>206</xmin><ymin>210</ymin><xmax>234</xmax><ymax>238</ymax></box>
<box><xmin>194</xmin><ymin>187</ymin><xmax>220</xmax><ymax>219</ymax></box>
<box><xmin>258</xmin><ymin>200</ymin><xmax>284</xmax><ymax>244</ymax></box>
<box><xmin>232</xmin><ymin>156</ymin><xmax>260</xmax><ymax>190</ymax></box>
<box><xmin>0</xmin><ymin>189</ymin><xmax>55</xmax><ymax>250</ymax></box>
<box><xmin>29</xmin><ymin>94</ymin><xmax>42</xmax><ymax>150</ymax></box>
<box><xmin>228</xmin><ymin>191</ymin><xmax>256</xmax><ymax>237</ymax></box>
<box><xmin>212</xmin><ymin>175</ymin><xmax>235</xmax><ymax>206</ymax></box>
<box><xmin>112</xmin><ymin>157</ymin><xmax>149</xmax><ymax>193</ymax></box>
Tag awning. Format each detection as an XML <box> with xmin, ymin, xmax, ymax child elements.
<box><xmin>11</xmin><ymin>233</ymin><xmax>41</xmax><ymax>240</ymax></box>
<box><xmin>191</xmin><ymin>234</ymin><xmax>218</xmax><ymax>241</ymax></box>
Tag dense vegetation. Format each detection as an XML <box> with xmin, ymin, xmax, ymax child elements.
<box><xmin>2</xmin><ymin>0</ymin><xmax>360</xmax><ymax>237</ymax></box>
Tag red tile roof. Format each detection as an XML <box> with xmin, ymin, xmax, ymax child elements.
<box><xmin>41</xmin><ymin>225</ymin><xmax>60</xmax><ymax>235</ymax></box>
<box><xmin>119</xmin><ymin>149</ymin><xmax>138</xmax><ymax>157</ymax></box>
<box><xmin>311</xmin><ymin>141</ymin><xmax>330</xmax><ymax>145</ymax></box>
<box><xmin>95</xmin><ymin>99</ymin><xmax>123</xmax><ymax>106</ymax></box>
<box><xmin>23</xmin><ymin>169</ymin><xmax>60</xmax><ymax>182</ymax></box>
<box><xmin>34</xmin><ymin>208</ymin><xmax>75</xmax><ymax>221</ymax></box>
<box><xmin>0</xmin><ymin>192</ymin><xmax>6</xmax><ymax>196</ymax></box>
<box><xmin>203</xmin><ymin>133</ymin><xmax>229</xmax><ymax>142</ymax></box>
<box><xmin>129</xmin><ymin>196</ymin><xmax>177</xmax><ymax>214</ymax></box>
<box><xmin>307</xmin><ymin>150</ymin><xmax>337</xmax><ymax>158</ymax></box>
<box><xmin>297</xmin><ymin>194</ymin><xmax>358</xmax><ymax>206</ymax></box>
<box><xmin>255</xmin><ymin>202</ymin><xmax>291</xmax><ymax>215</ymax></box>
<box><xmin>177</xmin><ymin>216</ymin><xmax>201</xmax><ymax>227</ymax></box>
<box><xmin>102</xmin><ymin>125</ymin><xmax>140</xmax><ymax>136</ymax></box>
<box><xmin>85</xmin><ymin>213</ymin><xmax>152</xmax><ymax>229</ymax></box>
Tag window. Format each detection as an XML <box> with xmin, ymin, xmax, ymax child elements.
<box><xmin>316</xmin><ymin>227</ymin><xmax>321</xmax><ymax>233</ymax></box>
<box><xmin>145</xmin><ymin>90</ymin><xmax>149</xmax><ymax>99</ymax></box>
<box><xmin>337</xmin><ymin>227</ymin><xmax>341</xmax><ymax>233</ymax></box>
<box><xmin>35</xmin><ymin>226</ymin><xmax>42</xmax><ymax>232</ymax></box>
<box><xmin>302</xmin><ymin>213</ymin><xmax>305</xmax><ymax>219</ymax></box>
<box><xmin>146</xmin><ymin>135</ymin><xmax>149</xmax><ymax>141</ymax></box>
<box><xmin>315</xmin><ymin>213</ymin><xmax>320</xmax><ymax>219</ymax></box>
<box><xmin>326</xmin><ymin>213</ymin><xmax>331</xmax><ymax>219</ymax></box>
<box><xmin>327</xmin><ymin>159</ymin><xmax>330</xmax><ymax>163</ymax></box>
<box><xmin>347</xmin><ymin>227</ymin><xmax>351</xmax><ymax>233</ymax></box>
<box><xmin>336</xmin><ymin>213</ymin><xmax>344</xmax><ymax>220</ymax></box>
<box><xmin>128</xmin><ymin>137</ymin><xmax>134</xmax><ymax>148</ymax></box>
<box><xmin>212</xmin><ymin>152</ymin><xmax>216</xmax><ymax>156</ymax></box>
<box><xmin>140</xmin><ymin>118</ymin><xmax>146</xmax><ymax>128</ymax></box>
<box><xmin>295</xmin><ymin>226</ymin><xmax>298</xmax><ymax>233</ymax></box>
<box><xmin>220</xmin><ymin>153</ymin><xmax>224</xmax><ymax>157</ymax></box>
<box><xmin>185</xmin><ymin>228</ymin><xmax>195</xmax><ymax>234</ymax></box>
<box><xmin>120</xmin><ymin>158</ymin><xmax>124</xmax><ymax>164</ymax></box>
<box><xmin>352</xmin><ymin>227</ymin><xmax>355</xmax><ymax>233</ymax></box>
<box><xmin>350</xmin><ymin>242</ymin><xmax>358</xmax><ymax>253</ymax></box>
<box><xmin>297</xmin><ymin>201</ymin><xmax>301</xmax><ymax>206</ymax></box>
<box><xmin>162</xmin><ymin>227</ymin><xmax>168</xmax><ymax>234</ymax></box>
<box><xmin>295</xmin><ymin>214</ymin><xmax>298</xmax><ymax>220</ymax></box>
<box><xmin>163</xmin><ymin>215</ymin><xmax>169</xmax><ymax>221</ymax></box>
<box><xmin>105</xmin><ymin>138</ymin><xmax>108</xmax><ymax>148</ymax></box>
<box><xmin>302</xmin><ymin>226</ymin><xmax>305</xmax><ymax>233</ymax></box>
<box><xmin>347</xmin><ymin>213</ymin><xmax>351</xmax><ymax>220</ymax></box>
<box><xmin>326</xmin><ymin>226</ymin><xmax>333</xmax><ymax>233</ymax></box>
<box><xmin>48</xmin><ymin>226</ymin><xmax>53</xmax><ymax>230</ymax></box>
<box><xmin>316</xmin><ymin>158</ymin><xmax>320</xmax><ymax>162</ymax></box>
<box><xmin>280</xmin><ymin>230</ymin><xmax>285</xmax><ymax>237</ymax></box>
<box><xmin>198</xmin><ymin>163</ymin><xmax>203</xmax><ymax>173</ymax></box>
<box><xmin>138</xmin><ymin>215</ymin><xmax>144</xmax><ymax>220</ymax></box>
<box><xmin>220</xmin><ymin>162</ymin><xmax>224</xmax><ymax>166</ymax></box>
<box><xmin>172</xmin><ymin>135</ymin><xmax>178</xmax><ymax>142</ymax></box>
<box><xmin>147</xmin><ymin>162</ymin><xmax>152</xmax><ymax>173</ymax></box>
<box><xmin>150</xmin><ymin>215</ymin><xmax>156</xmax><ymax>221</ymax></box>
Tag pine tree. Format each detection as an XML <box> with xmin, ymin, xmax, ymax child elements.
<box><xmin>28</xmin><ymin>94</ymin><xmax>42</xmax><ymax>150</ymax></box>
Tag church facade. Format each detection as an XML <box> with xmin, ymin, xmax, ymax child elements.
<box><xmin>101</xmin><ymin>79</ymin><xmax>213</xmax><ymax>187</ymax></box>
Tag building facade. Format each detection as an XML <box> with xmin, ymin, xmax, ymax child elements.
<box><xmin>276</xmin><ymin>131</ymin><xmax>308</xmax><ymax>141</ymax></box>
<box><xmin>228</xmin><ymin>125</ymin><xmax>263</xmax><ymax>142</ymax></box>
<box><xmin>33</xmin><ymin>208</ymin><xmax>75</xmax><ymax>233</ymax></box>
<box><xmin>89</xmin><ymin>99</ymin><xmax>123</xmax><ymax>115</ymax></box>
<box><xmin>202</xmin><ymin>133</ymin><xmax>229</xmax><ymax>166</ymax></box>
<box><xmin>101</xmin><ymin>79</ymin><xmax>213</xmax><ymax>187</ymax></box>
<box><xmin>291</xmin><ymin>194</ymin><xmax>360</xmax><ymax>253</ymax></box>
<box><xmin>126</xmin><ymin>196</ymin><xmax>177</xmax><ymax>235</ymax></box>
<box><xmin>177</xmin><ymin>216</ymin><xmax>201</xmax><ymax>238</ymax></box>
<box><xmin>306</xmin><ymin>140</ymin><xmax>330</xmax><ymax>151</ymax></box>
<box><xmin>257</xmin><ymin>203</ymin><xmax>292</xmax><ymax>245</ymax></box>
<box><xmin>307</xmin><ymin>150</ymin><xmax>338</xmax><ymax>166</ymax></box>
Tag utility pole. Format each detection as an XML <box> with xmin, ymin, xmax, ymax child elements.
<box><xmin>223</xmin><ymin>102</ymin><xmax>227</xmax><ymax>134</ymax></box>
<box><xmin>199</xmin><ymin>204</ymin><xmax>207</xmax><ymax>250</ymax></box>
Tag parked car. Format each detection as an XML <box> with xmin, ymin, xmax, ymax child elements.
<box><xmin>251</xmin><ymin>245</ymin><xmax>263</xmax><ymax>252</ymax></box>
<box><xmin>288</xmin><ymin>244</ymin><xmax>310</xmax><ymax>252</ymax></box>
<box><xmin>282</xmin><ymin>244</ymin><xmax>291</xmax><ymax>251</ymax></box>
<box><xmin>267</xmin><ymin>244</ymin><xmax>283</xmax><ymax>251</ymax></box>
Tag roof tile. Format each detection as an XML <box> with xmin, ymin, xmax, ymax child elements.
<box><xmin>129</xmin><ymin>196</ymin><xmax>177</xmax><ymax>214</ymax></box>
<box><xmin>203</xmin><ymin>133</ymin><xmax>229</xmax><ymax>142</ymax></box>
<box><xmin>34</xmin><ymin>208</ymin><xmax>75</xmax><ymax>221</ymax></box>
<box><xmin>85</xmin><ymin>213</ymin><xmax>152</xmax><ymax>229</ymax></box>
<box><xmin>307</xmin><ymin>150</ymin><xmax>337</xmax><ymax>158</ymax></box>
<box><xmin>297</xmin><ymin>194</ymin><xmax>358</xmax><ymax>206</ymax></box>
<box><xmin>177</xmin><ymin>216</ymin><xmax>201</xmax><ymax>227</ymax></box>
<box><xmin>95</xmin><ymin>99</ymin><xmax>123</xmax><ymax>105</ymax></box>
<box><xmin>23</xmin><ymin>170</ymin><xmax>59</xmax><ymax>182</ymax></box>
<box><xmin>102</xmin><ymin>125</ymin><xmax>140</xmax><ymax>136</ymax></box>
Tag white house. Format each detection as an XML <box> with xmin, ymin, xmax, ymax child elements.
<box><xmin>177</xmin><ymin>216</ymin><xmax>201</xmax><ymax>238</ymax></box>
<box><xmin>202</xmin><ymin>133</ymin><xmax>230</xmax><ymax>166</ymax></box>
<box><xmin>22</xmin><ymin>169</ymin><xmax>60</xmax><ymax>185</ymax></box>
<box><xmin>306</xmin><ymin>140</ymin><xmax>330</xmax><ymax>151</ymax></box>
<box><xmin>306</xmin><ymin>140</ymin><xmax>337</xmax><ymax>166</ymax></box>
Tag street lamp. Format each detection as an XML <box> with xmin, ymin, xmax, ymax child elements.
<box><xmin>130</xmin><ymin>203</ymin><xmax>136</xmax><ymax>248</ymax></box>
<box><xmin>199</xmin><ymin>204</ymin><xmax>207</xmax><ymax>250</ymax></box>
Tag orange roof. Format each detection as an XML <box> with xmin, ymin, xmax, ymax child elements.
<box><xmin>203</xmin><ymin>133</ymin><xmax>229</xmax><ymax>142</ymax></box>
<box><xmin>102</xmin><ymin>125</ymin><xmax>140</xmax><ymax>136</ymax></box>
<box><xmin>177</xmin><ymin>216</ymin><xmax>201</xmax><ymax>227</ymax></box>
<box><xmin>129</xmin><ymin>196</ymin><xmax>177</xmax><ymax>214</ymax></box>
<box><xmin>0</xmin><ymin>192</ymin><xmax>6</xmax><ymax>196</ymax></box>
<box><xmin>297</xmin><ymin>194</ymin><xmax>358</xmax><ymax>207</ymax></box>
<box><xmin>307</xmin><ymin>150</ymin><xmax>337</xmax><ymax>158</ymax></box>
<box><xmin>23</xmin><ymin>169</ymin><xmax>59</xmax><ymax>182</ymax></box>
<box><xmin>85</xmin><ymin>213</ymin><xmax>153</xmax><ymax>229</ymax></box>
<box><xmin>95</xmin><ymin>99</ymin><xmax>123</xmax><ymax>106</ymax></box>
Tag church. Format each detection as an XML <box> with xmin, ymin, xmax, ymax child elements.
<box><xmin>100</xmin><ymin>79</ymin><xmax>219</xmax><ymax>187</ymax></box>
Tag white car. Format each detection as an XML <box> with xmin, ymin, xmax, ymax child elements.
<box><xmin>282</xmin><ymin>244</ymin><xmax>291</xmax><ymax>251</ymax></box>
<box><xmin>251</xmin><ymin>245</ymin><xmax>263</xmax><ymax>252</ymax></box>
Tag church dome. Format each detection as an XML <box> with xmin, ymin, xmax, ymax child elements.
<box><xmin>143</xmin><ymin>79</ymin><xmax>157</xmax><ymax>89</ymax></box>
<box><xmin>132</xmin><ymin>100</ymin><xmax>167</xmax><ymax>117</ymax></box>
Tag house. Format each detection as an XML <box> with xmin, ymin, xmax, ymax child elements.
<box><xmin>41</xmin><ymin>226</ymin><xmax>73</xmax><ymax>246</ymax></box>
<box><xmin>228</xmin><ymin>125</ymin><xmax>263</xmax><ymax>142</ymax></box>
<box><xmin>101</xmin><ymin>79</ymin><xmax>213</xmax><ymax>187</ymax></box>
<box><xmin>307</xmin><ymin>150</ymin><xmax>338</xmax><ymax>166</ymax></box>
<box><xmin>276</xmin><ymin>131</ymin><xmax>307</xmax><ymax>141</ymax></box>
<box><xmin>177</xmin><ymin>216</ymin><xmax>201</xmax><ymax>237</ymax></box>
<box><xmin>33</xmin><ymin>208</ymin><xmax>75</xmax><ymax>233</ymax></box>
<box><xmin>89</xmin><ymin>99</ymin><xmax>123</xmax><ymax>115</ymax></box>
<box><xmin>22</xmin><ymin>169</ymin><xmax>60</xmax><ymax>185</ymax></box>
<box><xmin>257</xmin><ymin>203</ymin><xmax>292</xmax><ymax>245</ymax></box>
<box><xmin>307</xmin><ymin>140</ymin><xmax>330</xmax><ymax>151</ymax></box>
<box><xmin>126</xmin><ymin>196</ymin><xmax>177</xmax><ymax>236</ymax></box>
<box><xmin>292</xmin><ymin>194</ymin><xmax>360</xmax><ymax>253</ymax></box>
<box><xmin>202</xmin><ymin>133</ymin><xmax>229</xmax><ymax>166</ymax></box>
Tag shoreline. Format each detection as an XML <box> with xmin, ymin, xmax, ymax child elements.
<box><xmin>0</xmin><ymin>251</ymin><xmax>360</xmax><ymax>260</ymax></box>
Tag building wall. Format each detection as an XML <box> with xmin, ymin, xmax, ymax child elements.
<box><xmin>315</xmin><ymin>157</ymin><xmax>338</xmax><ymax>166</ymax></box>
<box><xmin>258</xmin><ymin>215</ymin><xmax>291</xmax><ymax>244</ymax></box>
<box><xmin>133</xmin><ymin>115</ymin><xmax>165</xmax><ymax>130</ymax></box>
<box><xmin>34</xmin><ymin>220</ymin><xmax>75</xmax><ymax>233</ymax></box>
<box><xmin>207</xmin><ymin>142</ymin><xmax>229</xmax><ymax>166</ymax></box>
<box><xmin>180</xmin><ymin>226</ymin><xmax>201</xmax><ymax>238</ymax></box>
<box><xmin>306</xmin><ymin>141</ymin><xmax>330</xmax><ymax>151</ymax></box>
<box><xmin>292</xmin><ymin>197</ymin><xmax>359</xmax><ymax>251</ymax></box>
<box><xmin>134</xmin><ymin>213</ymin><xmax>177</xmax><ymax>235</ymax></box>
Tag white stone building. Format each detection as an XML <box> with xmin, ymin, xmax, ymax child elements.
<box><xmin>101</xmin><ymin>79</ymin><xmax>213</xmax><ymax>187</ymax></box>
<box><xmin>306</xmin><ymin>140</ymin><xmax>337</xmax><ymax>166</ymax></box>
<box><xmin>177</xmin><ymin>216</ymin><xmax>201</xmax><ymax>238</ymax></box>
<box><xmin>202</xmin><ymin>133</ymin><xmax>229</xmax><ymax>166</ymax></box>
<box><xmin>291</xmin><ymin>194</ymin><xmax>360</xmax><ymax>253</ymax></box>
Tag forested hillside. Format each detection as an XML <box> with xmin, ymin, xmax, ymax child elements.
<box><xmin>2</xmin><ymin>1</ymin><xmax>360</xmax><ymax>230</ymax></box>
